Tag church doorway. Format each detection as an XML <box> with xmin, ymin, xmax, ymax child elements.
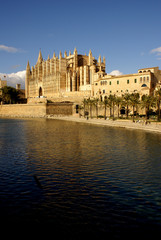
<box><xmin>39</xmin><ymin>87</ymin><xmax>42</xmax><ymax>97</ymax></box>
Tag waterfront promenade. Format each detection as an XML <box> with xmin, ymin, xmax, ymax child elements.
<box><xmin>47</xmin><ymin>115</ymin><xmax>161</xmax><ymax>134</ymax></box>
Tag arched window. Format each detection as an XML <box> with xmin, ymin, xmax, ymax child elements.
<box><xmin>141</xmin><ymin>84</ymin><xmax>147</xmax><ymax>87</ymax></box>
<box><xmin>39</xmin><ymin>87</ymin><xmax>42</xmax><ymax>97</ymax></box>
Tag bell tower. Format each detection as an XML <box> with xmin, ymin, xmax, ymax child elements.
<box><xmin>25</xmin><ymin>60</ymin><xmax>30</xmax><ymax>98</ymax></box>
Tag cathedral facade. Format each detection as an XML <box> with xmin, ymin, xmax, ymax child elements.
<box><xmin>25</xmin><ymin>49</ymin><xmax>106</xmax><ymax>102</ymax></box>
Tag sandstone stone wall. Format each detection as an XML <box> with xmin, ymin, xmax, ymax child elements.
<box><xmin>46</xmin><ymin>103</ymin><xmax>73</xmax><ymax>116</ymax></box>
<box><xmin>0</xmin><ymin>102</ymin><xmax>74</xmax><ymax>118</ymax></box>
<box><xmin>0</xmin><ymin>104</ymin><xmax>47</xmax><ymax>117</ymax></box>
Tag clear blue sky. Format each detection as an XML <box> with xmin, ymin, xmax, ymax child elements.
<box><xmin>0</xmin><ymin>0</ymin><xmax>161</xmax><ymax>77</ymax></box>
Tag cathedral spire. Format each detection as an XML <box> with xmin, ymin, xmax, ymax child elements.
<box><xmin>59</xmin><ymin>50</ymin><xmax>62</xmax><ymax>59</ymax></box>
<box><xmin>89</xmin><ymin>49</ymin><xmax>92</xmax><ymax>56</ymax></box>
<box><xmin>74</xmin><ymin>48</ymin><xmax>77</xmax><ymax>55</ymax></box>
<box><xmin>103</xmin><ymin>56</ymin><xmax>105</xmax><ymax>65</ymax></box>
<box><xmin>64</xmin><ymin>50</ymin><xmax>67</xmax><ymax>58</ymax></box>
<box><xmin>98</xmin><ymin>55</ymin><xmax>101</xmax><ymax>64</ymax></box>
<box><xmin>53</xmin><ymin>52</ymin><xmax>56</xmax><ymax>58</ymax></box>
<box><xmin>26</xmin><ymin>60</ymin><xmax>30</xmax><ymax>71</ymax></box>
<box><xmin>37</xmin><ymin>49</ymin><xmax>43</xmax><ymax>64</ymax></box>
<box><xmin>88</xmin><ymin>49</ymin><xmax>93</xmax><ymax>65</ymax></box>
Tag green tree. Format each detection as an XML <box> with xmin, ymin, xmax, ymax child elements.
<box><xmin>82</xmin><ymin>98</ymin><xmax>88</xmax><ymax>117</ymax></box>
<box><xmin>87</xmin><ymin>98</ymin><xmax>94</xmax><ymax>119</ymax></box>
<box><xmin>156</xmin><ymin>88</ymin><xmax>161</xmax><ymax>121</ymax></box>
<box><xmin>1</xmin><ymin>86</ymin><xmax>19</xmax><ymax>104</ymax></box>
<box><xmin>93</xmin><ymin>98</ymin><xmax>99</xmax><ymax>119</ymax></box>
<box><xmin>103</xmin><ymin>96</ymin><xmax>108</xmax><ymax>120</ymax></box>
<box><xmin>108</xmin><ymin>94</ymin><xmax>116</xmax><ymax>120</ymax></box>
<box><xmin>123</xmin><ymin>93</ymin><xmax>131</xmax><ymax>119</ymax></box>
<box><xmin>115</xmin><ymin>96</ymin><xmax>123</xmax><ymax>118</ymax></box>
<box><xmin>129</xmin><ymin>93</ymin><xmax>140</xmax><ymax>122</ymax></box>
<box><xmin>107</xmin><ymin>95</ymin><xmax>112</xmax><ymax>117</ymax></box>
<box><xmin>141</xmin><ymin>95</ymin><xmax>156</xmax><ymax>122</ymax></box>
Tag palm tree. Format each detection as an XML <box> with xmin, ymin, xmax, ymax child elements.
<box><xmin>107</xmin><ymin>95</ymin><xmax>113</xmax><ymax>118</ymax></box>
<box><xmin>93</xmin><ymin>98</ymin><xmax>99</xmax><ymax>119</ymax></box>
<box><xmin>115</xmin><ymin>96</ymin><xmax>123</xmax><ymax>119</ymax></box>
<box><xmin>129</xmin><ymin>93</ymin><xmax>140</xmax><ymax>122</ymax></box>
<box><xmin>82</xmin><ymin>98</ymin><xmax>88</xmax><ymax>117</ymax></box>
<box><xmin>156</xmin><ymin>88</ymin><xmax>161</xmax><ymax>121</ymax></box>
<box><xmin>87</xmin><ymin>98</ymin><xmax>95</xmax><ymax>119</ymax></box>
<box><xmin>103</xmin><ymin>96</ymin><xmax>108</xmax><ymax>120</ymax></box>
<box><xmin>123</xmin><ymin>93</ymin><xmax>131</xmax><ymax>119</ymax></box>
<box><xmin>108</xmin><ymin>94</ymin><xmax>116</xmax><ymax>120</ymax></box>
<box><xmin>141</xmin><ymin>95</ymin><xmax>156</xmax><ymax>122</ymax></box>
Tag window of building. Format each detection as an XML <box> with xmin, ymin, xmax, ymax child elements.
<box><xmin>127</xmin><ymin>80</ymin><xmax>129</xmax><ymax>84</ymax></box>
<box><xmin>140</xmin><ymin>77</ymin><xmax>142</xmax><ymax>83</ymax></box>
<box><xmin>95</xmin><ymin>83</ymin><xmax>98</xmax><ymax>85</ymax></box>
<box><xmin>147</xmin><ymin>76</ymin><xmax>149</xmax><ymax>82</ymax></box>
<box><xmin>143</xmin><ymin>77</ymin><xmax>146</xmax><ymax>82</ymax></box>
<box><xmin>103</xmin><ymin>90</ymin><xmax>105</xmax><ymax>94</ymax></box>
<box><xmin>121</xmin><ymin>90</ymin><xmax>123</xmax><ymax>92</ymax></box>
<box><xmin>76</xmin><ymin>105</ymin><xmax>79</xmax><ymax>113</ymax></box>
<box><xmin>126</xmin><ymin>89</ymin><xmax>128</xmax><ymax>92</ymax></box>
<box><xmin>109</xmin><ymin>81</ymin><xmax>111</xmax><ymax>85</ymax></box>
<box><xmin>134</xmin><ymin>79</ymin><xmax>137</xmax><ymax>83</ymax></box>
<box><xmin>117</xmin><ymin>80</ymin><xmax>119</xmax><ymax>84</ymax></box>
<box><xmin>110</xmin><ymin>90</ymin><xmax>112</xmax><ymax>93</ymax></box>
<box><xmin>141</xmin><ymin>84</ymin><xmax>147</xmax><ymax>87</ymax></box>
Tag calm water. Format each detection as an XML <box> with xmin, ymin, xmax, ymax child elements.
<box><xmin>0</xmin><ymin>118</ymin><xmax>161</xmax><ymax>237</ymax></box>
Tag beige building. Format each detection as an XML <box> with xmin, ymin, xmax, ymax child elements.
<box><xmin>25</xmin><ymin>49</ymin><xmax>105</xmax><ymax>103</ymax></box>
<box><xmin>0</xmin><ymin>77</ymin><xmax>7</xmax><ymax>88</ymax></box>
<box><xmin>94</xmin><ymin>67</ymin><xmax>161</xmax><ymax>100</ymax></box>
<box><xmin>0</xmin><ymin>77</ymin><xmax>7</xmax><ymax>96</ymax></box>
<box><xmin>25</xmin><ymin>48</ymin><xmax>161</xmax><ymax>105</ymax></box>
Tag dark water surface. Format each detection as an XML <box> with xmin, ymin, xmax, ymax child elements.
<box><xmin>0</xmin><ymin>118</ymin><xmax>161</xmax><ymax>237</ymax></box>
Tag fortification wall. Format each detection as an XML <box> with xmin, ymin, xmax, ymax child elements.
<box><xmin>46</xmin><ymin>103</ymin><xmax>73</xmax><ymax>116</ymax></box>
<box><xmin>0</xmin><ymin>104</ymin><xmax>47</xmax><ymax>118</ymax></box>
<box><xmin>0</xmin><ymin>102</ymin><xmax>74</xmax><ymax>118</ymax></box>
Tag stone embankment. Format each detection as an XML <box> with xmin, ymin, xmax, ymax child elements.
<box><xmin>0</xmin><ymin>102</ymin><xmax>73</xmax><ymax>118</ymax></box>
